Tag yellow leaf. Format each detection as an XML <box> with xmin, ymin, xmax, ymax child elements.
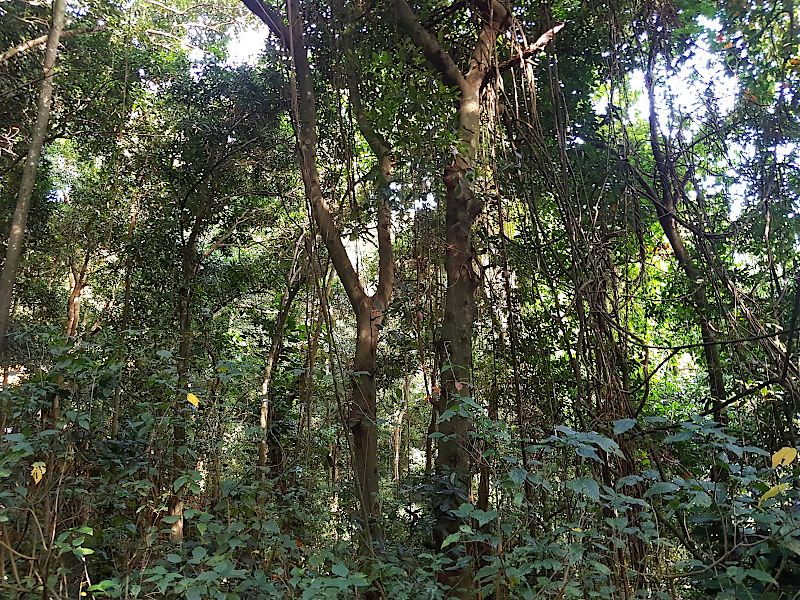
<box><xmin>772</xmin><ymin>447</ymin><xmax>797</xmax><ymax>468</ymax></box>
<box><xmin>759</xmin><ymin>483</ymin><xmax>790</xmax><ymax>506</ymax></box>
<box><xmin>187</xmin><ymin>393</ymin><xmax>199</xmax><ymax>408</ymax></box>
<box><xmin>31</xmin><ymin>461</ymin><xmax>46</xmax><ymax>484</ymax></box>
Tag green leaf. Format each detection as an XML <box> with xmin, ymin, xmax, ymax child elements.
<box><xmin>576</xmin><ymin>445</ymin><xmax>600</xmax><ymax>461</ymax></box>
<box><xmin>664</xmin><ymin>431</ymin><xmax>694</xmax><ymax>443</ymax></box>
<box><xmin>347</xmin><ymin>573</ymin><xmax>369</xmax><ymax>587</ymax></box>
<box><xmin>332</xmin><ymin>564</ymin><xmax>349</xmax><ymax>577</ymax></box>
<box><xmin>508</xmin><ymin>467</ymin><xmax>528</xmax><ymax>485</ymax></box>
<box><xmin>476</xmin><ymin>563</ymin><xmax>499</xmax><ymax>580</ymax></box>
<box><xmin>746</xmin><ymin>569</ymin><xmax>777</xmax><ymax>584</ymax></box>
<box><xmin>88</xmin><ymin>580</ymin><xmax>119</xmax><ymax>592</ymax></box>
<box><xmin>473</xmin><ymin>509</ymin><xmax>498</xmax><ymax>526</ymax></box>
<box><xmin>688</xmin><ymin>491</ymin><xmax>713</xmax><ymax>507</ymax></box>
<box><xmin>166</xmin><ymin>553</ymin><xmax>183</xmax><ymax>563</ymax></box>
<box><xmin>644</xmin><ymin>482</ymin><xmax>680</xmax><ymax>497</ymax></box>
<box><xmin>593</xmin><ymin>435</ymin><xmax>624</xmax><ymax>458</ymax></box>
<box><xmin>613</xmin><ymin>419</ymin><xmax>637</xmax><ymax>435</ymax></box>
<box><xmin>162</xmin><ymin>515</ymin><xmax>182</xmax><ymax>524</ymax></box>
<box><xmin>616</xmin><ymin>475</ymin><xmax>642</xmax><ymax>489</ymax></box>
<box><xmin>174</xmin><ymin>475</ymin><xmax>190</xmax><ymax>492</ymax></box>
<box><xmin>566</xmin><ymin>477</ymin><xmax>600</xmax><ymax>502</ymax></box>
<box><xmin>441</xmin><ymin>532</ymin><xmax>461</xmax><ymax>547</ymax></box>
<box><xmin>779</xmin><ymin>536</ymin><xmax>800</xmax><ymax>556</ymax></box>
<box><xmin>589</xmin><ymin>559</ymin><xmax>611</xmax><ymax>575</ymax></box>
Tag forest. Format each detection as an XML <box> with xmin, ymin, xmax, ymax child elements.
<box><xmin>1</xmin><ymin>0</ymin><xmax>800</xmax><ymax>597</ymax></box>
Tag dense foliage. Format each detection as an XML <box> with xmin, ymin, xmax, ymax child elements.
<box><xmin>1</xmin><ymin>0</ymin><xmax>800</xmax><ymax>597</ymax></box>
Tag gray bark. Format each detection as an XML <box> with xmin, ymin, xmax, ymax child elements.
<box><xmin>0</xmin><ymin>0</ymin><xmax>67</xmax><ymax>360</ymax></box>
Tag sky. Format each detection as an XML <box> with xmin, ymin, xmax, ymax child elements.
<box><xmin>226</xmin><ymin>26</ymin><xmax>271</xmax><ymax>66</ymax></box>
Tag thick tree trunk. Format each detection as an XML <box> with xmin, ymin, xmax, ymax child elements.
<box><xmin>0</xmin><ymin>0</ymin><xmax>67</xmax><ymax>360</ymax></box>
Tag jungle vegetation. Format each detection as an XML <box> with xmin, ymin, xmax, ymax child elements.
<box><xmin>1</xmin><ymin>0</ymin><xmax>800</xmax><ymax>597</ymax></box>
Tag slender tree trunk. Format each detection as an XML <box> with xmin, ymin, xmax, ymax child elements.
<box><xmin>112</xmin><ymin>202</ymin><xmax>137</xmax><ymax>440</ymax></box>
<box><xmin>258</xmin><ymin>274</ymin><xmax>302</xmax><ymax>474</ymax></box>
<box><xmin>241</xmin><ymin>0</ymin><xmax>395</xmax><ymax>550</ymax></box>
<box><xmin>0</xmin><ymin>0</ymin><xmax>67</xmax><ymax>360</ymax></box>
<box><xmin>65</xmin><ymin>251</ymin><xmax>91</xmax><ymax>338</ymax></box>
<box><xmin>644</xmin><ymin>64</ymin><xmax>726</xmax><ymax>420</ymax></box>
<box><xmin>169</xmin><ymin>178</ymin><xmax>215</xmax><ymax>541</ymax></box>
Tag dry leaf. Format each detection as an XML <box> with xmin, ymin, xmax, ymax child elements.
<box><xmin>31</xmin><ymin>461</ymin><xmax>46</xmax><ymax>484</ymax></box>
<box><xmin>759</xmin><ymin>483</ymin><xmax>790</xmax><ymax>506</ymax></box>
<box><xmin>187</xmin><ymin>393</ymin><xmax>199</xmax><ymax>408</ymax></box>
<box><xmin>772</xmin><ymin>447</ymin><xmax>797</xmax><ymax>468</ymax></box>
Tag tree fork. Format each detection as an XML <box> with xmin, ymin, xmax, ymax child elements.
<box><xmin>242</xmin><ymin>0</ymin><xmax>394</xmax><ymax>550</ymax></box>
<box><xmin>392</xmin><ymin>0</ymin><xmax>514</xmax><ymax>595</ymax></box>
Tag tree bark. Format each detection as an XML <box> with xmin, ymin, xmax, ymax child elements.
<box><xmin>0</xmin><ymin>0</ymin><xmax>67</xmax><ymax>360</ymax></box>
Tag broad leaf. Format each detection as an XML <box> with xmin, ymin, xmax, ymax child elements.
<box><xmin>772</xmin><ymin>447</ymin><xmax>797</xmax><ymax>468</ymax></box>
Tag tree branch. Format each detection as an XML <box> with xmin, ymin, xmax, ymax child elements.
<box><xmin>242</xmin><ymin>0</ymin><xmax>367</xmax><ymax>310</ymax></box>
<box><xmin>240</xmin><ymin>0</ymin><xmax>289</xmax><ymax>45</ymax></box>
<box><xmin>481</xmin><ymin>23</ymin><xmax>565</xmax><ymax>89</ymax></box>
<box><xmin>392</xmin><ymin>0</ymin><xmax>467</xmax><ymax>93</ymax></box>
<box><xmin>201</xmin><ymin>208</ymin><xmax>261</xmax><ymax>261</ymax></box>
<box><xmin>342</xmin><ymin>28</ymin><xmax>394</xmax><ymax>310</ymax></box>
<box><xmin>0</xmin><ymin>26</ymin><xmax>105</xmax><ymax>65</ymax></box>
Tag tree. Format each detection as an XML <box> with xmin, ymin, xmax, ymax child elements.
<box><xmin>1</xmin><ymin>0</ymin><xmax>800</xmax><ymax>597</ymax></box>
<box><xmin>0</xmin><ymin>0</ymin><xmax>66</xmax><ymax>360</ymax></box>
<box><xmin>242</xmin><ymin>0</ymin><xmax>395</xmax><ymax>548</ymax></box>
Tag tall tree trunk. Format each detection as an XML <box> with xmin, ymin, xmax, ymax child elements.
<box><xmin>258</xmin><ymin>269</ymin><xmax>302</xmax><ymax>475</ymax></box>
<box><xmin>112</xmin><ymin>198</ymin><xmax>138</xmax><ymax>440</ymax></box>
<box><xmin>242</xmin><ymin>0</ymin><xmax>394</xmax><ymax>550</ymax></box>
<box><xmin>644</xmin><ymin>62</ymin><xmax>726</xmax><ymax>421</ymax></box>
<box><xmin>0</xmin><ymin>0</ymin><xmax>67</xmax><ymax>360</ymax></box>
<box><xmin>169</xmin><ymin>176</ymin><xmax>217</xmax><ymax>542</ymax></box>
<box><xmin>392</xmin><ymin>0</ymin><xmax>510</xmax><ymax>594</ymax></box>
